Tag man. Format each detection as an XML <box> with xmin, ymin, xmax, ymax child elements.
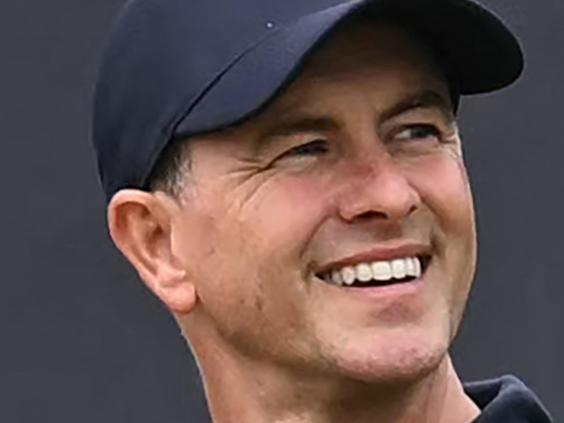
<box><xmin>92</xmin><ymin>0</ymin><xmax>553</xmax><ymax>422</ymax></box>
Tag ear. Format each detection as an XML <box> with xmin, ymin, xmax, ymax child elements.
<box><xmin>107</xmin><ymin>189</ymin><xmax>196</xmax><ymax>315</ymax></box>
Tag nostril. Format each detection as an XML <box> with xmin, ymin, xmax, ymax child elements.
<box><xmin>354</xmin><ymin>210</ymin><xmax>389</xmax><ymax>222</ymax></box>
<box><xmin>340</xmin><ymin>201</ymin><xmax>419</xmax><ymax>224</ymax></box>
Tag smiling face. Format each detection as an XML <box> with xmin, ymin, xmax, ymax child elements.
<box><xmin>165</xmin><ymin>21</ymin><xmax>477</xmax><ymax>383</ymax></box>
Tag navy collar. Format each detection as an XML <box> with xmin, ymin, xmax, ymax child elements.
<box><xmin>464</xmin><ymin>375</ymin><xmax>553</xmax><ymax>422</ymax></box>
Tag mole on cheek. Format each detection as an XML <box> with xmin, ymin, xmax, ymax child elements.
<box><xmin>254</xmin><ymin>295</ymin><xmax>264</xmax><ymax>312</ymax></box>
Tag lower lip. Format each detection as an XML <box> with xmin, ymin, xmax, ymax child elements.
<box><xmin>346</xmin><ymin>277</ymin><xmax>424</xmax><ymax>299</ymax></box>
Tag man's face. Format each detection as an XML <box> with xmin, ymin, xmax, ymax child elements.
<box><xmin>171</xmin><ymin>21</ymin><xmax>477</xmax><ymax>383</ymax></box>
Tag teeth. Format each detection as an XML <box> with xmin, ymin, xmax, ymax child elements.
<box><xmin>414</xmin><ymin>257</ymin><xmax>422</xmax><ymax>278</ymax></box>
<box><xmin>405</xmin><ymin>257</ymin><xmax>416</xmax><ymax>276</ymax></box>
<box><xmin>391</xmin><ymin>259</ymin><xmax>406</xmax><ymax>279</ymax></box>
<box><xmin>341</xmin><ymin>266</ymin><xmax>356</xmax><ymax>285</ymax></box>
<box><xmin>371</xmin><ymin>261</ymin><xmax>392</xmax><ymax>281</ymax></box>
<box><xmin>356</xmin><ymin>263</ymin><xmax>373</xmax><ymax>282</ymax></box>
<box><xmin>322</xmin><ymin>256</ymin><xmax>425</xmax><ymax>286</ymax></box>
<box><xmin>331</xmin><ymin>270</ymin><xmax>343</xmax><ymax>285</ymax></box>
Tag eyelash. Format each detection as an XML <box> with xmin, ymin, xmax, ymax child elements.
<box><xmin>277</xmin><ymin>124</ymin><xmax>445</xmax><ymax>161</ymax></box>
<box><xmin>281</xmin><ymin>139</ymin><xmax>329</xmax><ymax>158</ymax></box>
<box><xmin>394</xmin><ymin>124</ymin><xmax>443</xmax><ymax>143</ymax></box>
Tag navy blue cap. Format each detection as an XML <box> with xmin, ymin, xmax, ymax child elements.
<box><xmin>93</xmin><ymin>0</ymin><xmax>524</xmax><ymax>201</ymax></box>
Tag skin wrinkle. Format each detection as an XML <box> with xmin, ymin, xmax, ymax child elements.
<box><xmin>110</xmin><ymin>20</ymin><xmax>480</xmax><ymax>423</ymax></box>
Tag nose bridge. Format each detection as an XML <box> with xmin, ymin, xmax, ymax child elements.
<box><xmin>336</xmin><ymin>150</ymin><xmax>420</xmax><ymax>223</ymax></box>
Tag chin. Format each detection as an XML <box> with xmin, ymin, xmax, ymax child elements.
<box><xmin>325</xmin><ymin>330</ymin><xmax>450</xmax><ymax>386</ymax></box>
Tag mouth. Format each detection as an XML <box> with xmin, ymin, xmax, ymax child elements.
<box><xmin>315</xmin><ymin>255</ymin><xmax>432</xmax><ymax>288</ymax></box>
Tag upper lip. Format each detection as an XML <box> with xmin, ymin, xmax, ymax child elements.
<box><xmin>314</xmin><ymin>242</ymin><xmax>433</xmax><ymax>276</ymax></box>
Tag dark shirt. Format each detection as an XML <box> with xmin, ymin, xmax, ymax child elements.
<box><xmin>464</xmin><ymin>375</ymin><xmax>553</xmax><ymax>422</ymax></box>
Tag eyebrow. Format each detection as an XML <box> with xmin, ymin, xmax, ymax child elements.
<box><xmin>253</xmin><ymin>89</ymin><xmax>454</xmax><ymax>153</ymax></box>
<box><xmin>251</xmin><ymin>116</ymin><xmax>339</xmax><ymax>155</ymax></box>
<box><xmin>379</xmin><ymin>89</ymin><xmax>454</xmax><ymax>123</ymax></box>
<box><xmin>258</xmin><ymin>117</ymin><xmax>340</xmax><ymax>141</ymax></box>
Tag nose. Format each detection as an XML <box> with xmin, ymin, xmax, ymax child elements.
<box><xmin>336</xmin><ymin>154</ymin><xmax>421</xmax><ymax>224</ymax></box>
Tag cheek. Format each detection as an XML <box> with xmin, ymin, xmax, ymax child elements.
<box><xmin>244</xmin><ymin>173</ymin><xmax>336</xmax><ymax>255</ymax></box>
<box><xmin>408</xmin><ymin>153</ymin><xmax>477</xmax><ymax>312</ymax></box>
<box><xmin>408</xmin><ymin>153</ymin><xmax>475</xmax><ymax>238</ymax></box>
<box><xmin>178</xmin><ymin>175</ymin><xmax>332</xmax><ymax>309</ymax></box>
<box><xmin>176</xmin><ymin>177</ymin><xmax>336</xmax><ymax>355</ymax></box>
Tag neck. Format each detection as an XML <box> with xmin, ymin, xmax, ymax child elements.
<box><xmin>190</xmin><ymin>338</ymin><xmax>479</xmax><ymax>423</ymax></box>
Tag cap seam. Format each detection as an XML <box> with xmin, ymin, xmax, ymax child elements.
<box><xmin>138</xmin><ymin>22</ymin><xmax>288</xmax><ymax>190</ymax></box>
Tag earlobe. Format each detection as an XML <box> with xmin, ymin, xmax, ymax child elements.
<box><xmin>156</xmin><ymin>279</ymin><xmax>197</xmax><ymax>315</ymax></box>
<box><xmin>107</xmin><ymin>189</ymin><xmax>198</xmax><ymax>315</ymax></box>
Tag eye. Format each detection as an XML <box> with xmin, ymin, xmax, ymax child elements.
<box><xmin>280</xmin><ymin>139</ymin><xmax>329</xmax><ymax>158</ymax></box>
<box><xmin>394</xmin><ymin>124</ymin><xmax>443</xmax><ymax>143</ymax></box>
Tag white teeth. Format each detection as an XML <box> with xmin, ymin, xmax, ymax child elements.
<box><xmin>371</xmin><ymin>261</ymin><xmax>392</xmax><ymax>281</ymax></box>
<box><xmin>341</xmin><ymin>266</ymin><xmax>356</xmax><ymax>285</ymax></box>
<box><xmin>405</xmin><ymin>257</ymin><xmax>416</xmax><ymax>276</ymax></box>
<box><xmin>356</xmin><ymin>263</ymin><xmax>373</xmax><ymax>282</ymax></box>
<box><xmin>391</xmin><ymin>259</ymin><xmax>406</xmax><ymax>279</ymax></box>
<box><xmin>322</xmin><ymin>256</ymin><xmax>426</xmax><ymax>286</ymax></box>
<box><xmin>414</xmin><ymin>257</ymin><xmax>422</xmax><ymax>278</ymax></box>
<box><xmin>331</xmin><ymin>270</ymin><xmax>343</xmax><ymax>285</ymax></box>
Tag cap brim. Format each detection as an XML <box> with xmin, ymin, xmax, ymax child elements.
<box><xmin>172</xmin><ymin>0</ymin><xmax>523</xmax><ymax>143</ymax></box>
